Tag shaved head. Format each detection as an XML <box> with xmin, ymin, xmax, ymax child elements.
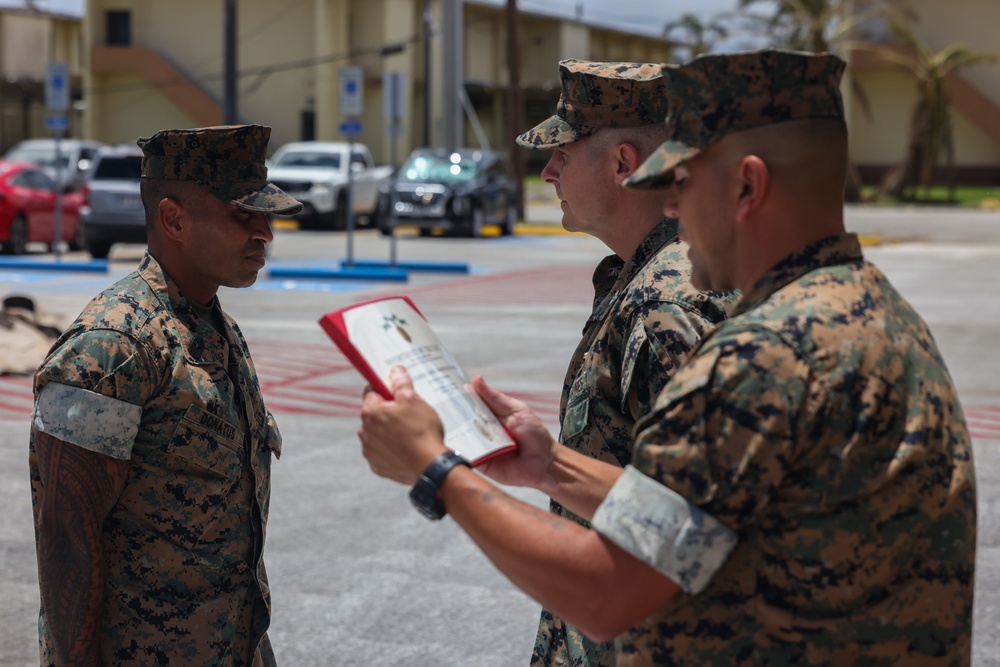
<box><xmin>587</xmin><ymin>123</ymin><xmax>673</xmax><ymax>162</ymax></box>
<box><xmin>140</xmin><ymin>179</ymin><xmax>208</xmax><ymax>229</ymax></box>
<box><xmin>721</xmin><ymin>118</ymin><xmax>848</xmax><ymax>207</ymax></box>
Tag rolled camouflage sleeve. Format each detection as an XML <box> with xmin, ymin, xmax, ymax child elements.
<box><xmin>608</xmin><ymin>326</ymin><xmax>811</xmax><ymax>589</ymax></box>
<box><xmin>621</xmin><ymin>300</ymin><xmax>726</xmax><ymax>422</ymax></box>
<box><xmin>32</xmin><ymin>329</ymin><xmax>158</xmax><ymax>459</ymax></box>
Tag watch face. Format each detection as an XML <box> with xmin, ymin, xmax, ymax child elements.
<box><xmin>409</xmin><ymin>477</ymin><xmax>445</xmax><ymax>520</ymax></box>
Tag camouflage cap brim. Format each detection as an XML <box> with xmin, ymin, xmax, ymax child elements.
<box><xmin>217</xmin><ymin>181</ymin><xmax>304</xmax><ymax>215</ymax></box>
<box><xmin>516</xmin><ymin>114</ymin><xmax>599</xmax><ymax>149</ymax></box>
<box><xmin>626</xmin><ymin>141</ymin><xmax>703</xmax><ymax>189</ymax></box>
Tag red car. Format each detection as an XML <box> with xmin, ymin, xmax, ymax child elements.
<box><xmin>0</xmin><ymin>160</ymin><xmax>83</xmax><ymax>255</ymax></box>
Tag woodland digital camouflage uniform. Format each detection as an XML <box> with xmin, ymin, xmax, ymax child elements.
<box><xmin>605</xmin><ymin>234</ymin><xmax>976</xmax><ymax>665</ymax></box>
<box><xmin>626</xmin><ymin>49</ymin><xmax>845</xmax><ymax>190</ymax></box>
<box><xmin>516</xmin><ymin>59</ymin><xmax>669</xmax><ymax>148</ymax></box>
<box><xmin>30</xmin><ymin>255</ymin><xmax>282</xmax><ymax>665</ymax></box>
<box><xmin>29</xmin><ymin>125</ymin><xmax>298</xmax><ymax>666</ymax></box>
<box><xmin>533</xmin><ymin>219</ymin><xmax>736</xmax><ymax>667</ymax></box>
<box><xmin>518</xmin><ymin>60</ymin><xmax>737</xmax><ymax>667</ymax></box>
<box><xmin>138</xmin><ymin>124</ymin><xmax>302</xmax><ymax>214</ymax></box>
<box><xmin>589</xmin><ymin>50</ymin><xmax>975</xmax><ymax>664</ymax></box>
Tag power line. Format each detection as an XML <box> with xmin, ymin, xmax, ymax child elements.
<box><xmin>85</xmin><ymin>36</ymin><xmax>419</xmax><ymax>99</ymax></box>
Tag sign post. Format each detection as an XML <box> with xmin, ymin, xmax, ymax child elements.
<box><xmin>339</xmin><ymin>67</ymin><xmax>364</xmax><ymax>267</ymax></box>
<box><xmin>46</xmin><ymin>63</ymin><xmax>70</xmax><ymax>262</ymax></box>
<box><xmin>382</xmin><ymin>72</ymin><xmax>407</xmax><ymax>268</ymax></box>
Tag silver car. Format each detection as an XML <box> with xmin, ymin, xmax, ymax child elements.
<box><xmin>2</xmin><ymin>138</ymin><xmax>105</xmax><ymax>192</ymax></box>
<box><xmin>76</xmin><ymin>145</ymin><xmax>145</xmax><ymax>259</ymax></box>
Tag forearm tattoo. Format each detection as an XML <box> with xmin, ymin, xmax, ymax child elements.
<box><xmin>35</xmin><ymin>433</ymin><xmax>128</xmax><ymax>666</ymax></box>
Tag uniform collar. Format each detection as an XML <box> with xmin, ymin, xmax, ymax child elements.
<box><xmin>137</xmin><ymin>252</ymin><xmax>229</xmax><ymax>354</ymax></box>
<box><xmin>593</xmin><ymin>217</ymin><xmax>680</xmax><ymax>296</ymax></box>
<box><xmin>735</xmin><ymin>233</ymin><xmax>863</xmax><ymax>316</ymax></box>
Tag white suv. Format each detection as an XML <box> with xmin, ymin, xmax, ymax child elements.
<box><xmin>3</xmin><ymin>138</ymin><xmax>105</xmax><ymax>192</ymax></box>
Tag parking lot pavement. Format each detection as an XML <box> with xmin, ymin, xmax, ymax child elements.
<box><xmin>1</xmin><ymin>212</ymin><xmax>999</xmax><ymax>665</ymax></box>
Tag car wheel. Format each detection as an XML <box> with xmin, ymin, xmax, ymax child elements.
<box><xmin>328</xmin><ymin>193</ymin><xmax>348</xmax><ymax>231</ymax></box>
<box><xmin>2</xmin><ymin>214</ymin><xmax>28</xmax><ymax>255</ymax></box>
<box><xmin>501</xmin><ymin>204</ymin><xmax>517</xmax><ymax>236</ymax></box>
<box><xmin>86</xmin><ymin>239</ymin><xmax>112</xmax><ymax>259</ymax></box>
<box><xmin>464</xmin><ymin>205</ymin><xmax>485</xmax><ymax>238</ymax></box>
<box><xmin>71</xmin><ymin>220</ymin><xmax>88</xmax><ymax>252</ymax></box>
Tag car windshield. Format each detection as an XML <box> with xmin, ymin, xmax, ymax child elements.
<box><xmin>399</xmin><ymin>153</ymin><xmax>479</xmax><ymax>182</ymax></box>
<box><xmin>93</xmin><ymin>155</ymin><xmax>142</xmax><ymax>179</ymax></box>
<box><xmin>272</xmin><ymin>151</ymin><xmax>341</xmax><ymax>169</ymax></box>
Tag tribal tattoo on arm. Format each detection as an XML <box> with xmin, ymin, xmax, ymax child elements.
<box><xmin>33</xmin><ymin>432</ymin><xmax>130</xmax><ymax>667</ymax></box>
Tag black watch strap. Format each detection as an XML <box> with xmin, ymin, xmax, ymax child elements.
<box><xmin>409</xmin><ymin>451</ymin><xmax>472</xmax><ymax>521</ymax></box>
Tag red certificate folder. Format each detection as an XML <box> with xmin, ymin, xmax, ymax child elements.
<box><xmin>319</xmin><ymin>295</ymin><xmax>517</xmax><ymax>465</ymax></box>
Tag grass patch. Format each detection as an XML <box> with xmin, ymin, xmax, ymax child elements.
<box><xmin>860</xmin><ymin>185</ymin><xmax>1000</xmax><ymax>208</ymax></box>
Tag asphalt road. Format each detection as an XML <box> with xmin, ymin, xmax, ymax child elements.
<box><xmin>1</xmin><ymin>205</ymin><xmax>998</xmax><ymax>665</ymax></box>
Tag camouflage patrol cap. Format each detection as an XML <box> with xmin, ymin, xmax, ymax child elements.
<box><xmin>627</xmin><ymin>49</ymin><xmax>847</xmax><ymax>189</ymax></box>
<box><xmin>137</xmin><ymin>124</ymin><xmax>303</xmax><ymax>214</ymax></box>
<box><xmin>516</xmin><ymin>59</ymin><xmax>667</xmax><ymax>149</ymax></box>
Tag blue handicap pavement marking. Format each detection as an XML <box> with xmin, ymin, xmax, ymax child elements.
<box><xmin>267</xmin><ymin>262</ymin><xmax>408</xmax><ymax>282</ymax></box>
<box><xmin>0</xmin><ymin>257</ymin><xmax>108</xmax><ymax>273</ymax></box>
<box><xmin>341</xmin><ymin>258</ymin><xmax>469</xmax><ymax>274</ymax></box>
<box><xmin>250</xmin><ymin>278</ymin><xmax>379</xmax><ymax>293</ymax></box>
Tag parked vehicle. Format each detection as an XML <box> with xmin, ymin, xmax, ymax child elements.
<box><xmin>266</xmin><ymin>142</ymin><xmax>393</xmax><ymax>230</ymax></box>
<box><xmin>0</xmin><ymin>160</ymin><xmax>83</xmax><ymax>255</ymax></box>
<box><xmin>2</xmin><ymin>138</ymin><xmax>105</xmax><ymax>192</ymax></box>
<box><xmin>373</xmin><ymin>148</ymin><xmax>518</xmax><ymax>238</ymax></box>
<box><xmin>75</xmin><ymin>145</ymin><xmax>145</xmax><ymax>259</ymax></box>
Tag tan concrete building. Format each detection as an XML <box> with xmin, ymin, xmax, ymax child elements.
<box><xmin>81</xmin><ymin>0</ymin><xmax>674</xmax><ymax>164</ymax></box>
<box><xmin>846</xmin><ymin>0</ymin><xmax>1000</xmax><ymax>184</ymax></box>
<box><xmin>0</xmin><ymin>3</ymin><xmax>86</xmax><ymax>151</ymax></box>
<box><xmin>8</xmin><ymin>0</ymin><xmax>997</xmax><ymax>183</ymax></box>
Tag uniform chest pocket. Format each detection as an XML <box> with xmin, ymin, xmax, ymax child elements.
<box><xmin>561</xmin><ymin>395</ymin><xmax>589</xmax><ymax>441</ymax></box>
<box><xmin>168</xmin><ymin>404</ymin><xmax>245</xmax><ymax>480</ymax></box>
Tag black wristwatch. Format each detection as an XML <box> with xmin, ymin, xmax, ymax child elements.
<box><xmin>409</xmin><ymin>451</ymin><xmax>471</xmax><ymax>520</ymax></box>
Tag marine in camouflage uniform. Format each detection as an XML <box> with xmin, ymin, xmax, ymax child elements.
<box><xmin>29</xmin><ymin>125</ymin><xmax>302</xmax><ymax>666</ymax></box>
<box><xmin>517</xmin><ymin>60</ymin><xmax>736</xmax><ymax>667</ymax></box>
<box><xmin>584</xmin><ymin>49</ymin><xmax>976</xmax><ymax>664</ymax></box>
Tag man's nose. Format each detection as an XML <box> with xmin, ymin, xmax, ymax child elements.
<box><xmin>540</xmin><ymin>153</ymin><xmax>560</xmax><ymax>185</ymax></box>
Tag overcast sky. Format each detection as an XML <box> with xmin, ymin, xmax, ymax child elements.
<box><xmin>523</xmin><ymin>0</ymin><xmax>742</xmax><ymax>33</ymax></box>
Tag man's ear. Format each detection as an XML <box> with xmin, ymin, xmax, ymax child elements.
<box><xmin>614</xmin><ymin>142</ymin><xmax>642</xmax><ymax>185</ymax></box>
<box><xmin>157</xmin><ymin>197</ymin><xmax>186</xmax><ymax>242</ymax></box>
<box><xmin>735</xmin><ymin>155</ymin><xmax>768</xmax><ymax>223</ymax></box>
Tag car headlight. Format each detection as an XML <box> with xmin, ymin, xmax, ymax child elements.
<box><xmin>311</xmin><ymin>183</ymin><xmax>333</xmax><ymax>195</ymax></box>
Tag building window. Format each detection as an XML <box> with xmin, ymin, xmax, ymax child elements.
<box><xmin>300</xmin><ymin>110</ymin><xmax>315</xmax><ymax>141</ymax></box>
<box><xmin>106</xmin><ymin>11</ymin><xmax>131</xmax><ymax>46</ymax></box>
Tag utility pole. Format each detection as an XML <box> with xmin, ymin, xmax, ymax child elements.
<box><xmin>223</xmin><ymin>0</ymin><xmax>237</xmax><ymax>124</ymax></box>
<box><xmin>442</xmin><ymin>0</ymin><xmax>463</xmax><ymax>151</ymax></box>
<box><xmin>422</xmin><ymin>0</ymin><xmax>432</xmax><ymax>146</ymax></box>
<box><xmin>506</xmin><ymin>0</ymin><xmax>525</xmax><ymax>218</ymax></box>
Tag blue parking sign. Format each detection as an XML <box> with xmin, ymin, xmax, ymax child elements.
<box><xmin>46</xmin><ymin>114</ymin><xmax>69</xmax><ymax>133</ymax></box>
<box><xmin>339</xmin><ymin>120</ymin><xmax>362</xmax><ymax>137</ymax></box>
<box><xmin>46</xmin><ymin>63</ymin><xmax>70</xmax><ymax>112</ymax></box>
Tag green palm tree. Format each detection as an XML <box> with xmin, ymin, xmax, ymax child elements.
<box><xmin>855</xmin><ymin>23</ymin><xmax>996</xmax><ymax>200</ymax></box>
<box><xmin>734</xmin><ymin>0</ymin><xmax>906</xmax><ymax>202</ymax></box>
<box><xmin>663</xmin><ymin>13</ymin><xmax>729</xmax><ymax>59</ymax></box>
<box><xmin>735</xmin><ymin>0</ymin><xmax>900</xmax><ymax>53</ymax></box>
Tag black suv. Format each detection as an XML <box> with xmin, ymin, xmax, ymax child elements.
<box><xmin>373</xmin><ymin>148</ymin><xmax>518</xmax><ymax>238</ymax></box>
<box><xmin>77</xmin><ymin>145</ymin><xmax>145</xmax><ymax>258</ymax></box>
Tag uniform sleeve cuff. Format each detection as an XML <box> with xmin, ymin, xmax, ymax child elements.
<box><xmin>592</xmin><ymin>465</ymin><xmax>737</xmax><ymax>594</ymax></box>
